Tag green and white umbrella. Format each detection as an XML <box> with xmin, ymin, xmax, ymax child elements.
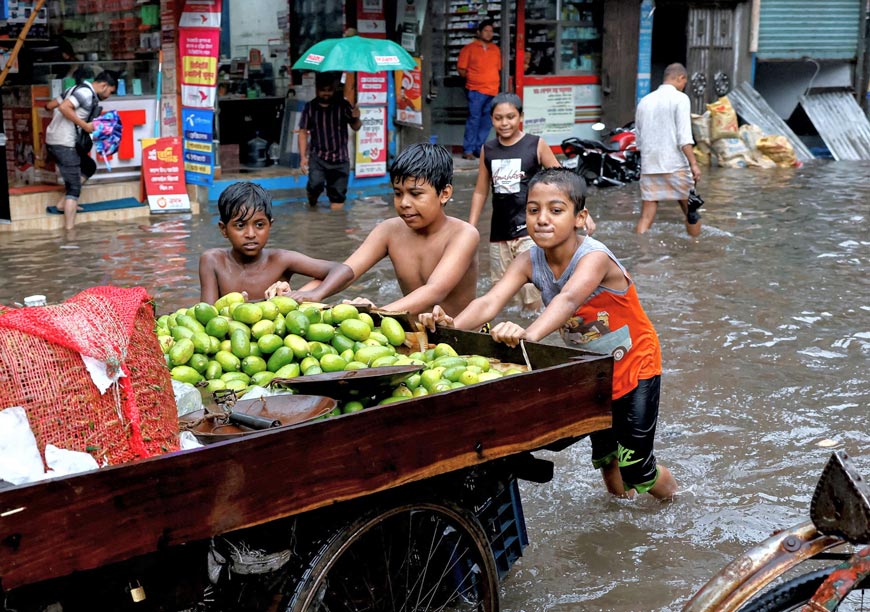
<box><xmin>292</xmin><ymin>36</ymin><xmax>416</xmax><ymax>73</ymax></box>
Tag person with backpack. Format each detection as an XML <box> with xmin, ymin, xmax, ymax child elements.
<box><xmin>45</xmin><ymin>71</ymin><xmax>117</xmax><ymax>230</ymax></box>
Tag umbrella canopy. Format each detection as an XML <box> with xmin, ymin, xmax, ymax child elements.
<box><xmin>292</xmin><ymin>36</ymin><xmax>416</xmax><ymax>73</ymax></box>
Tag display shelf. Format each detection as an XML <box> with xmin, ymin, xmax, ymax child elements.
<box><xmin>524</xmin><ymin>0</ymin><xmax>601</xmax><ymax>76</ymax></box>
<box><xmin>31</xmin><ymin>59</ymin><xmax>159</xmax><ymax>94</ymax></box>
<box><xmin>46</xmin><ymin>0</ymin><xmax>160</xmax><ymax>60</ymax></box>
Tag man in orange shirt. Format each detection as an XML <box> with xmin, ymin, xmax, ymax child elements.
<box><xmin>457</xmin><ymin>20</ymin><xmax>501</xmax><ymax>160</ymax></box>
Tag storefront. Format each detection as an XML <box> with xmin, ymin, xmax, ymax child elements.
<box><xmin>201</xmin><ymin>0</ymin><xmax>400</xmax><ymax>198</ymax></box>
<box><xmin>418</xmin><ymin>0</ymin><xmax>622</xmax><ymax>152</ymax></box>
<box><xmin>0</xmin><ymin>0</ymin><xmax>168</xmax><ymax>187</ymax></box>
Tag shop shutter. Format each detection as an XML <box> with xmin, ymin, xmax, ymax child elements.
<box><xmin>758</xmin><ymin>0</ymin><xmax>861</xmax><ymax>60</ymax></box>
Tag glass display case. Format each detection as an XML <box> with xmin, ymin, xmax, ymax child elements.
<box><xmin>47</xmin><ymin>0</ymin><xmax>161</xmax><ymax>61</ymax></box>
<box><xmin>525</xmin><ymin>0</ymin><xmax>602</xmax><ymax>75</ymax></box>
<box><xmin>438</xmin><ymin>0</ymin><xmax>507</xmax><ymax>76</ymax></box>
<box><xmin>30</xmin><ymin>59</ymin><xmax>159</xmax><ymax>95</ymax></box>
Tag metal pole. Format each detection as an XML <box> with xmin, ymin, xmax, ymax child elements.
<box><xmin>0</xmin><ymin>0</ymin><xmax>47</xmax><ymax>87</ymax></box>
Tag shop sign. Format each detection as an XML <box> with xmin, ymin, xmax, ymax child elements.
<box><xmin>394</xmin><ymin>57</ymin><xmax>423</xmax><ymax>129</ymax></box>
<box><xmin>179</xmin><ymin>0</ymin><xmax>222</xmax><ymax>28</ymax></box>
<box><xmin>355</xmin><ymin>106</ymin><xmax>387</xmax><ymax>178</ymax></box>
<box><xmin>523</xmin><ymin>84</ymin><xmax>602</xmax><ymax>145</ymax></box>
<box><xmin>357</xmin><ymin>72</ymin><xmax>387</xmax><ymax>106</ymax></box>
<box><xmin>181</xmin><ymin>108</ymin><xmax>214</xmax><ymax>186</ymax></box>
<box><xmin>82</xmin><ymin>98</ymin><xmax>155</xmax><ymax>180</ymax></box>
<box><xmin>179</xmin><ymin>29</ymin><xmax>220</xmax><ymax>108</ymax></box>
<box><xmin>141</xmin><ymin>137</ymin><xmax>191</xmax><ymax>213</ymax></box>
<box><xmin>524</xmin><ymin>86</ymin><xmax>575</xmax><ymax>136</ymax></box>
<box><xmin>358</xmin><ymin>0</ymin><xmax>385</xmax><ymax>38</ymax></box>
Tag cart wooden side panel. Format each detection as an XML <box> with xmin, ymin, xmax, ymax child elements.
<box><xmin>0</xmin><ymin>333</ymin><xmax>612</xmax><ymax>592</ymax></box>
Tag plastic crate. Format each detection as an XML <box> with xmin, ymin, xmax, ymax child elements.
<box><xmin>474</xmin><ymin>477</ymin><xmax>528</xmax><ymax>580</ymax></box>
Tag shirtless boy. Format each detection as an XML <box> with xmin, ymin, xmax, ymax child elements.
<box><xmin>199</xmin><ymin>181</ymin><xmax>352</xmax><ymax>304</ymax></box>
<box><xmin>267</xmin><ymin>144</ymin><xmax>479</xmax><ymax>316</ymax></box>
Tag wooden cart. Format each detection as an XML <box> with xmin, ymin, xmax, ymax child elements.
<box><xmin>0</xmin><ymin>328</ymin><xmax>612</xmax><ymax>611</ymax></box>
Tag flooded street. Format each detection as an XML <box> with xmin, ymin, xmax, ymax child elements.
<box><xmin>1</xmin><ymin>161</ymin><xmax>868</xmax><ymax>610</ymax></box>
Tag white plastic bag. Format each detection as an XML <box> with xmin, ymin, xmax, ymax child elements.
<box><xmin>45</xmin><ymin>444</ymin><xmax>100</xmax><ymax>477</ymax></box>
<box><xmin>173</xmin><ymin>379</ymin><xmax>203</xmax><ymax>417</ymax></box>
<box><xmin>0</xmin><ymin>406</ymin><xmax>45</xmax><ymax>485</ymax></box>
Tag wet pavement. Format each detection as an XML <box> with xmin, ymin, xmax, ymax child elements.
<box><xmin>1</xmin><ymin>160</ymin><xmax>868</xmax><ymax>610</ymax></box>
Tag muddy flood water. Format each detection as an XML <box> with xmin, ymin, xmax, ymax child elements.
<box><xmin>1</xmin><ymin>161</ymin><xmax>868</xmax><ymax>610</ymax></box>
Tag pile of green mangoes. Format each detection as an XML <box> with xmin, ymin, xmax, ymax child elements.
<box><xmin>156</xmin><ymin>293</ymin><xmax>523</xmax><ymax>411</ymax></box>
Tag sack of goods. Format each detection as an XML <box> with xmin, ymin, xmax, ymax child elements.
<box><xmin>706</xmin><ymin>96</ymin><xmax>740</xmax><ymax>141</ymax></box>
<box><xmin>0</xmin><ymin>286</ymin><xmax>179</xmax><ymax>467</ymax></box>
<box><xmin>756</xmin><ymin>135</ymin><xmax>800</xmax><ymax>167</ymax></box>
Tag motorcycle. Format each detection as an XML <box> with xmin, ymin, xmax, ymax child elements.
<box><xmin>560</xmin><ymin>122</ymin><xmax>641</xmax><ymax>187</ymax></box>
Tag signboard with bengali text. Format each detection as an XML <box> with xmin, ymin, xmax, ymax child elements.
<box><xmin>179</xmin><ymin>28</ymin><xmax>220</xmax><ymax>109</ymax></box>
<box><xmin>357</xmin><ymin>72</ymin><xmax>388</xmax><ymax>106</ymax></box>
<box><xmin>141</xmin><ymin>137</ymin><xmax>191</xmax><ymax>213</ymax></box>
<box><xmin>355</xmin><ymin>106</ymin><xmax>387</xmax><ymax>177</ymax></box>
<box><xmin>181</xmin><ymin>108</ymin><xmax>214</xmax><ymax>186</ymax></box>
<box><xmin>523</xmin><ymin>84</ymin><xmax>602</xmax><ymax>145</ymax></box>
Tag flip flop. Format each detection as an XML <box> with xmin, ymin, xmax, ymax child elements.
<box><xmin>56</xmin><ymin>204</ymin><xmax>85</xmax><ymax>213</ymax></box>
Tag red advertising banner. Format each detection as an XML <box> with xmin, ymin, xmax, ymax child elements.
<box><xmin>395</xmin><ymin>57</ymin><xmax>423</xmax><ymax>128</ymax></box>
<box><xmin>141</xmin><ymin>137</ymin><xmax>191</xmax><ymax>212</ymax></box>
<box><xmin>357</xmin><ymin>72</ymin><xmax>387</xmax><ymax>106</ymax></box>
<box><xmin>180</xmin><ymin>0</ymin><xmax>222</xmax><ymax>28</ymax></box>
<box><xmin>179</xmin><ymin>28</ymin><xmax>220</xmax><ymax>108</ymax></box>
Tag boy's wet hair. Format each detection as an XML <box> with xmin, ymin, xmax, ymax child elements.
<box><xmin>218</xmin><ymin>181</ymin><xmax>273</xmax><ymax>224</ymax></box>
<box><xmin>490</xmin><ymin>92</ymin><xmax>523</xmax><ymax>115</ymax></box>
<box><xmin>528</xmin><ymin>168</ymin><xmax>587</xmax><ymax>213</ymax></box>
<box><xmin>389</xmin><ymin>143</ymin><xmax>453</xmax><ymax>194</ymax></box>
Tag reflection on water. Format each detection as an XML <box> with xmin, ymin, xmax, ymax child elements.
<box><xmin>1</xmin><ymin>162</ymin><xmax>868</xmax><ymax>610</ymax></box>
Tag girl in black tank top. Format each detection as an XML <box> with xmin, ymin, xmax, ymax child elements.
<box><xmin>468</xmin><ymin>93</ymin><xmax>559</xmax><ymax>243</ymax></box>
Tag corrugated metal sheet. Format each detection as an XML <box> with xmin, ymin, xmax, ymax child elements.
<box><xmin>758</xmin><ymin>0</ymin><xmax>861</xmax><ymax>60</ymax></box>
<box><xmin>727</xmin><ymin>82</ymin><xmax>815</xmax><ymax>161</ymax></box>
<box><xmin>799</xmin><ymin>89</ymin><xmax>870</xmax><ymax>161</ymax></box>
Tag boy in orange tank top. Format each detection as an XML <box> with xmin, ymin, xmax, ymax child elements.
<box><xmin>421</xmin><ymin>168</ymin><xmax>678</xmax><ymax>501</ymax></box>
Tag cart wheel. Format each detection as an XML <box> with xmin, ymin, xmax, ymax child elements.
<box><xmin>284</xmin><ymin>500</ymin><xmax>500</xmax><ymax>612</ymax></box>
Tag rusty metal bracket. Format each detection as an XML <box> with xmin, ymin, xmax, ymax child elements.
<box><xmin>811</xmin><ymin>451</ymin><xmax>870</xmax><ymax>544</ymax></box>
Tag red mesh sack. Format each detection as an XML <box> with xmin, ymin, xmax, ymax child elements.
<box><xmin>0</xmin><ymin>286</ymin><xmax>179</xmax><ymax>465</ymax></box>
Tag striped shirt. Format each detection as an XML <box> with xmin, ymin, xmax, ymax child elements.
<box><xmin>299</xmin><ymin>97</ymin><xmax>356</xmax><ymax>163</ymax></box>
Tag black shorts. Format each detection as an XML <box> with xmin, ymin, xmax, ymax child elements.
<box><xmin>47</xmin><ymin>144</ymin><xmax>96</xmax><ymax>199</ymax></box>
<box><xmin>590</xmin><ymin>375</ymin><xmax>661</xmax><ymax>493</ymax></box>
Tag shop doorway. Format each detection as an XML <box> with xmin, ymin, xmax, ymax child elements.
<box><xmin>424</xmin><ymin>2</ymin><xmax>513</xmax><ymax>153</ymax></box>
<box><xmin>650</xmin><ymin>4</ymin><xmax>688</xmax><ymax>89</ymax></box>
<box><xmin>685</xmin><ymin>6</ymin><xmax>737</xmax><ymax>113</ymax></box>
<box><xmin>651</xmin><ymin>4</ymin><xmax>738</xmax><ymax>114</ymax></box>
